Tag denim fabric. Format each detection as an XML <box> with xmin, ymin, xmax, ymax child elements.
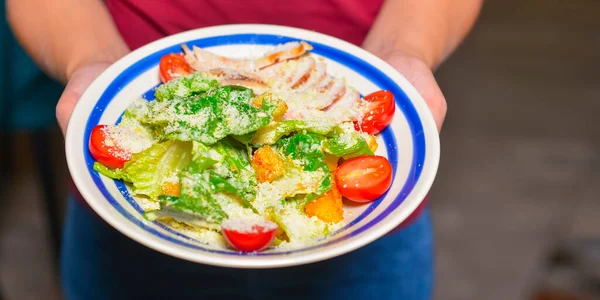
<box><xmin>61</xmin><ymin>197</ymin><xmax>434</xmax><ymax>300</ymax></box>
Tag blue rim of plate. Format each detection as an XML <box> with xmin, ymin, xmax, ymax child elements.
<box><xmin>83</xmin><ymin>34</ymin><xmax>425</xmax><ymax>256</ymax></box>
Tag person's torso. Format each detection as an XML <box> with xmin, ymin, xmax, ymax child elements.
<box><xmin>105</xmin><ymin>0</ymin><xmax>383</xmax><ymax>50</ymax></box>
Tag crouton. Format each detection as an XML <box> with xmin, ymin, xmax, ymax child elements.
<box><xmin>305</xmin><ymin>180</ymin><xmax>344</xmax><ymax>223</ymax></box>
<box><xmin>162</xmin><ymin>181</ymin><xmax>180</xmax><ymax>197</ymax></box>
<box><xmin>251</xmin><ymin>92</ymin><xmax>269</xmax><ymax>108</ymax></box>
<box><xmin>272</xmin><ymin>100</ymin><xmax>289</xmax><ymax>122</ymax></box>
<box><xmin>252</xmin><ymin>93</ymin><xmax>288</xmax><ymax>121</ymax></box>
<box><xmin>366</xmin><ymin>135</ymin><xmax>378</xmax><ymax>153</ymax></box>
<box><xmin>251</xmin><ymin>146</ymin><xmax>285</xmax><ymax>183</ymax></box>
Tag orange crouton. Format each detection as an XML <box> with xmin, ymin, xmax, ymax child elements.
<box><xmin>252</xmin><ymin>93</ymin><xmax>288</xmax><ymax>121</ymax></box>
<box><xmin>305</xmin><ymin>180</ymin><xmax>344</xmax><ymax>223</ymax></box>
<box><xmin>251</xmin><ymin>146</ymin><xmax>285</xmax><ymax>183</ymax></box>
<box><xmin>366</xmin><ymin>135</ymin><xmax>378</xmax><ymax>153</ymax></box>
<box><xmin>251</xmin><ymin>93</ymin><xmax>270</xmax><ymax>108</ymax></box>
<box><xmin>162</xmin><ymin>181</ymin><xmax>180</xmax><ymax>197</ymax></box>
<box><xmin>272</xmin><ymin>100</ymin><xmax>289</xmax><ymax>122</ymax></box>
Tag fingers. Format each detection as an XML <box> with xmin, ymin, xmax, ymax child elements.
<box><xmin>56</xmin><ymin>62</ymin><xmax>112</xmax><ymax>135</ymax></box>
<box><xmin>385</xmin><ymin>54</ymin><xmax>448</xmax><ymax>132</ymax></box>
<box><xmin>406</xmin><ymin>69</ymin><xmax>447</xmax><ymax>133</ymax></box>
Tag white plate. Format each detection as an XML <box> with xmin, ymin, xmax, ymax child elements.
<box><xmin>65</xmin><ymin>24</ymin><xmax>440</xmax><ymax>268</ymax></box>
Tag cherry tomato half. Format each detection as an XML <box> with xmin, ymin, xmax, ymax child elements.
<box><xmin>354</xmin><ymin>90</ymin><xmax>395</xmax><ymax>135</ymax></box>
<box><xmin>221</xmin><ymin>219</ymin><xmax>278</xmax><ymax>252</ymax></box>
<box><xmin>335</xmin><ymin>155</ymin><xmax>393</xmax><ymax>203</ymax></box>
<box><xmin>159</xmin><ymin>53</ymin><xmax>192</xmax><ymax>83</ymax></box>
<box><xmin>89</xmin><ymin>125</ymin><xmax>132</xmax><ymax>169</ymax></box>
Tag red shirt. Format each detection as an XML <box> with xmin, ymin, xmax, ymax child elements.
<box><xmin>105</xmin><ymin>0</ymin><xmax>384</xmax><ymax>50</ymax></box>
<box><xmin>72</xmin><ymin>0</ymin><xmax>427</xmax><ymax>228</ymax></box>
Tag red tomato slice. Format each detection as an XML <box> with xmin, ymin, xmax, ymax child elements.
<box><xmin>335</xmin><ymin>155</ymin><xmax>393</xmax><ymax>203</ymax></box>
<box><xmin>159</xmin><ymin>53</ymin><xmax>192</xmax><ymax>83</ymax></box>
<box><xmin>221</xmin><ymin>219</ymin><xmax>278</xmax><ymax>252</ymax></box>
<box><xmin>89</xmin><ymin>125</ymin><xmax>132</xmax><ymax>169</ymax></box>
<box><xmin>354</xmin><ymin>90</ymin><xmax>395</xmax><ymax>135</ymax></box>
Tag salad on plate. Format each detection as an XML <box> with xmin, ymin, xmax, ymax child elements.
<box><xmin>89</xmin><ymin>41</ymin><xmax>396</xmax><ymax>252</ymax></box>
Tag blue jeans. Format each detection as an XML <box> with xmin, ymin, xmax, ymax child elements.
<box><xmin>61</xmin><ymin>197</ymin><xmax>434</xmax><ymax>299</ymax></box>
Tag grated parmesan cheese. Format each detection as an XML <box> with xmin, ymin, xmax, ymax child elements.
<box><xmin>213</xmin><ymin>193</ymin><xmax>261</xmax><ymax>221</ymax></box>
<box><xmin>222</xmin><ymin>104</ymin><xmax>252</xmax><ymax>129</ymax></box>
<box><xmin>101</xmin><ymin>125</ymin><xmax>153</xmax><ymax>158</ymax></box>
<box><xmin>221</xmin><ymin>218</ymin><xmax>278</xmax><ymax>234</ymax></box>
<box><xmin>274</xmin><ymin>201</ymin><xmax>346</xmax><ymax>248</ymax></box>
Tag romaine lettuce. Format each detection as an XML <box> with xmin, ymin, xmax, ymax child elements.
<box><xmin>209</xmin><ymin>138</ymin><xmax>257</xmax><ymax>207</ymax></box>
<box><xmin>277</xmin><ymin>132</ymin><xmax>327</xmax><ymax>172</ymax></box>
<box><xmin>93</xmin><ymin>162</ymin><xmax>123</xmax><ymax>179</ymax></box>
<box><xmin>324</xmin><ymin>122</ymin><xmax>374</xmax><ymax>159</ymax></box>
<box><xmin>276</xmin><ymin>132</ymin><xmax>332</xmax><ymax>201</ymax></box>
<box><xmin>175</xmin><ymin>162</ymin><xmax>229</xmax><ymax>223</ymax></box>
<box><xmin>145</xmin><ymin>138</ymin><xmax>259</xmax><ymax>224</ymax></box>
<box><xmin>101</xmin><ymin>140</ymin><xmax>193</xmax><ymax>200</ymax></box>
<box><xmin>154</xmin><ymin>72</ymin><xmax>218</xmax><ymax>102</ymax></box>
<box><xmin>251</xmin><ymin>119</ymin><xmax>336</xmax><ymax>146</ymax></box>
<box><xmin>143</xmin><ymin>85</ymin><xmax>278</xmax><ymax>145</ymax></box>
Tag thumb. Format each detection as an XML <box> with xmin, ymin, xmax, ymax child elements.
<box><xmin>56</xmin><ymin>62</ymin><xmax>112</xmax><ymax>135</ymax></box>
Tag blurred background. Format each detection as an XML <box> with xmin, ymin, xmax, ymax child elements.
<box><xmin>1</xmin><ymin>0</ymin><xmax>598</xmax><ymax>299</ymax></box>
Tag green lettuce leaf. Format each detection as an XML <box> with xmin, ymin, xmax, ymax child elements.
<box><xmin>251</xmin><ymin>119</ymin><xmax>336</xmax><ymax>146</ymax></box>
<box><xmin>93</xmin><ymin>162</ymin><xmax>123</xmax><ymax>179</ymax></box>
<box><xmin>175</xmin><ymin>162</ymin><xmax>229</xmax><ymax>223</ymax></box>
<box><xmin>231</xmin><ymin>132</ymin><xmax>255</xmax><ymax>146</ymax></box>
<box><xmin>324</xmin><ymin>122</ymin><xmax>374</xmax><ymax>159</ymax></box>
<box><xmin>276</xmin><ymin>132</ymin><xmax>332</xmax><ymax>201</ymax></box>
<box><xmin>119</xmin><ymin>140</ymin><xmax>193</xmax><ymax>199</ymax></box>
<box><xmin>144</xmin><ymin>196</ymin><xmax>221</xmax><ymax>230</ymax></box>
<box><xmin>190</xmin><ymin>141</ymin><xmax>220</xmax><ymax>170</ymax></box>
<box><xmin>145</xmin><ymin>138</ymin><xmax>259</xmax><ymax>225</ymax></box>
<box><xmin>154</xmin><ymin>72</ymin><xmax>218</xmax><ymax>102</ymax></box>
<box><xmin>277</xmin><ymin>132</ymin><xmax>327</xmax><ymax>172</ymax></box>
<box><xmin>209</xmin><ymin>138</ymin><xmax>257</xmax><ymax>206</ymax></box>
<box><xmin>143</xmin><ymin>85</ymin><xmax>277</xmax><ymax>144</ymax></box>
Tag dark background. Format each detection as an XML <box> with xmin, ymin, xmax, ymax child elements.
<box><xmin>1</xmin><ymin>0</ymin><xmax>599</xmax><ymax>299</ymax></box>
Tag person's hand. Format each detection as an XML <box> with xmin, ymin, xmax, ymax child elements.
<box><xmin>56</xmin><ymin>62</ymin><xmax>113</xmax><ymax>135</ymax></box>
<box><xmin>382</xmin><ymin>51</ymin><xmax>447</xmax><ymax>132</ymax></box>
<box><xmin>381</xmin><ymin>51</ymin><xmax>447</xmax><ymax>233</ymax></box>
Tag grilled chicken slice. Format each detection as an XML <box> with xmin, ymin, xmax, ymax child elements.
<box><xmin>182</xmin><ymin>42</ymin><xmax>366</xmax><ymax>123</ymax></box>
<box><xmin>183</xmin><ymin>41</ymin><xmax>312</xmax><ymax>72</ymax></box>
<box><xmin>254</xmin><ymin>41</ymin><xmax>313</xmax><ymax>70</ymax></box>
<box><xmin>202</xmin><ymin>68</ymin><xmax>269</xmax><ymax>93</ymax></box>
<box><xmin>324</xmin><ymin>86</ymin><xmax>362</xmax><ymax>121</ymax></box>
